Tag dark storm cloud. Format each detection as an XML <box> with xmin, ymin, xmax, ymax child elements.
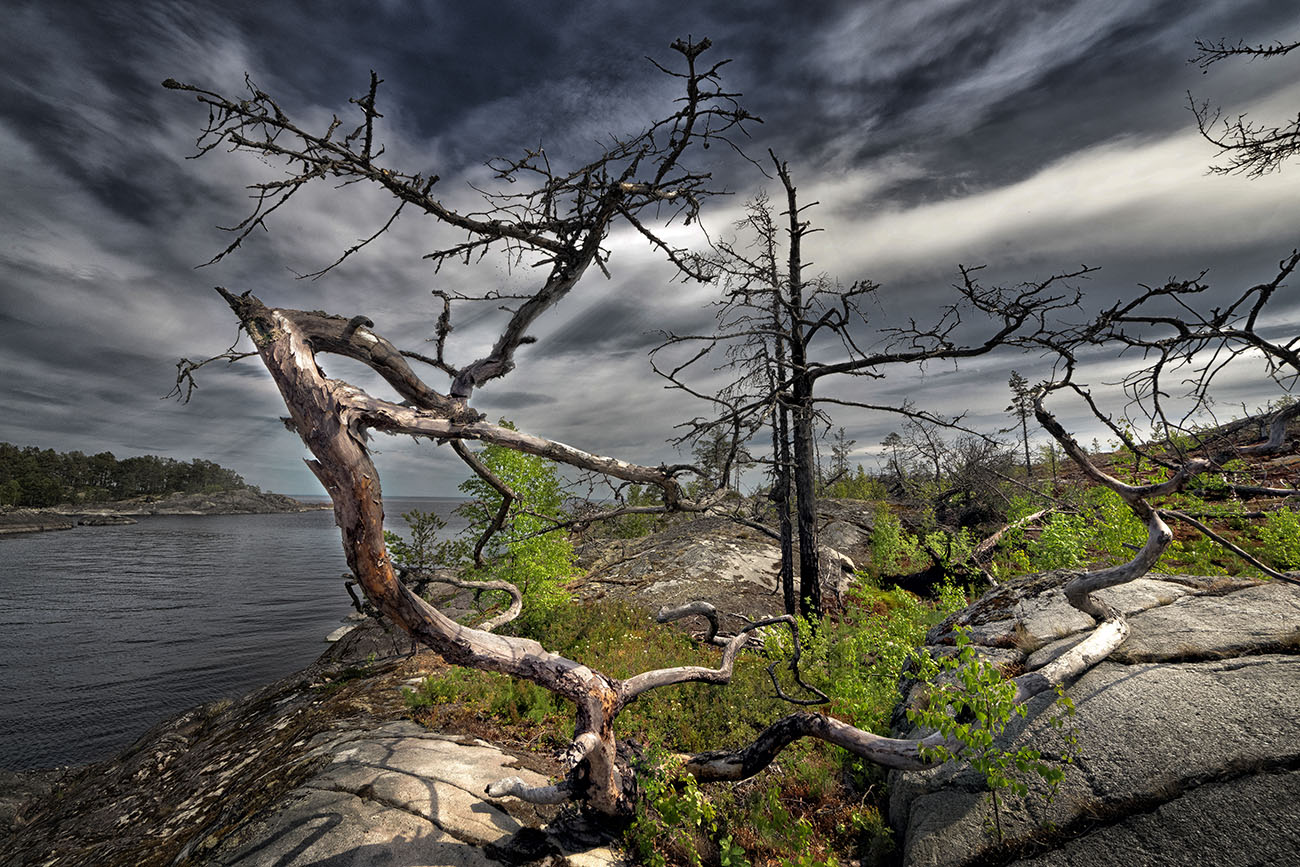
<box><xmin>731</xmin><ymin>0</ymin><xmax>1299</xmax><ymax>205</ymax></box>
<box><xmin>542</xmin><ymin>295</ymin><xmax>682</xmax><ymax>360</ymax></box>
<box><xmin>1</xmin><ymin>1</ymin><xmax>1298</xmax><ymax>494</ymax></box>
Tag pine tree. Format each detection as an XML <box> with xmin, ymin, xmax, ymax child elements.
<box><xmin>1007</xmin><ymin>371</ymin><xmax>1035</xmax><ymax>479</ymax></box>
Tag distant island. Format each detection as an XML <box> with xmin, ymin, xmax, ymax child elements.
<box><xmin>0</xmin><ymin>442</ymin><xmax>266</xmax><ymax>508</ymax></box>
<box><xmin>0</xmin><ymin>443</ymin><xmax>326</xmax><ymax>535</ymax></box>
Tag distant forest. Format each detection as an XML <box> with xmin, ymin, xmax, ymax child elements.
<box><xmin>0</xmin><ymin>443</ymin><xmax>252</xmax><ymax>507</ymax></box>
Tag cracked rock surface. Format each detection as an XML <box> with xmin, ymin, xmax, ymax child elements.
<box><xmin>890</xmin><ymin>576</ymin><xmax>1300</xmax><ymax>867</ymax></box>
<box><xmin>207</xmin><ymin>721</ymin><xmax>617</xmax><ymax>867</ymax></box>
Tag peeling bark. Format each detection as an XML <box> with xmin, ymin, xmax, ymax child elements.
<box><xmin>224</xmin><ymin>290</ymin><xmax>632</xmax><ymax>813</ymax></box>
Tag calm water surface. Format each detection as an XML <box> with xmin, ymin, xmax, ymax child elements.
<box><xmin>0</xmin><ymin>497</ymin><xmax>465</xmax><ymax>770</ymax></box>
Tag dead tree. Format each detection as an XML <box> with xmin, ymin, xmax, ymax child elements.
<box><xmin>1190</xmin><ymin>37</ymin><xmax>1300</xmax><ymax>176</ymax></box>
<box><xmin>167</xmin><ymin>41</ymin><xmax>1297</xmax><ymax>819</ymax></box>
<box><xmin>656</xmin><ymin>157</ymin><xmax>1090</xmax><ymax>617</ymax></box>
<box><xmin>652</xmin><ymin>189</ymin><xmax>802</xmax><ymax>612</ymax></box>
<box><xmin>1040</xmin><ymin>250</ymin><xmax>1300</xmax><ymax>567</ymax></box>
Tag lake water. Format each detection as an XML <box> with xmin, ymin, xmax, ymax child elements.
<box><xmin>0</xmin><ymin>497</ymin><xmax>467</xmax><ymax>771</ymax></box>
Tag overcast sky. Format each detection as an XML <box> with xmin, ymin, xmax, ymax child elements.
<box><xmin>2</xmin><ymin>1</ymin><xmax>1298</xmax><ymax>497</ymax></box>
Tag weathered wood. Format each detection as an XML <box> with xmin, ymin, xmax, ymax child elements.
<box><xmin>775</xmin><ymin>159</ymin><xmax>822</xmax><ymax>620</ymax></box>
<box><xmin>683</xmin><ymin>713</ymin><xmax>947</xmax><ymax>780</ymax></box>
<box><xmin>226</xmin><ymin>292</ymin><xmax>631</xmax><ymax>812</ymax></box>
<box><xmin>220</xmin><ymin>289</ymin><xmax>1183</xmax><ymax>809</ymax></box>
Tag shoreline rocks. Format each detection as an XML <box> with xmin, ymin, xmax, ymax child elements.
<box><xmin>61</xmin><ymin>489</ymin><xmax>329</xmax><ymax>516</ymax></box>
<box><xmin>0</xmin><ymin>510</ymin><xmax>77</xmax><ymax>535</ymax></box>
<box><xmin>0</xmin><ymin>621</ymin><xmax>619</xmax><ymax>867</ymax></box>
<box><xmin>5</xmin><ymin>506</ymin><xmax>1297</xmax><ymax>865</ymax></box>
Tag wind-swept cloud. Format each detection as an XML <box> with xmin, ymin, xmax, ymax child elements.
<box><xmin>2</xmin><ymin>1</ymin><xmax>1299</xmax><ymax>494</ymax></box>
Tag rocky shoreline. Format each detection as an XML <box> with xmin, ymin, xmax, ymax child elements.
<box><xmin>0</xmin><ymin>619</ymin><xmax>615</xmax><ymax>867</ymax></box>
<box><xmin>0</xmin><ymin>489</ymin><xmax>328</xmax><ymax>536</ymax></box>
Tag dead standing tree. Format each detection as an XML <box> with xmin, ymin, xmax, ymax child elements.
<box><xmin>680</xmin><ymin>251</ymin><xmax>1300</xmax><ymax>784</ymax></box>
<box><xmin>656</xmin><ymin>156</ymin><xmax>1091</xmax><ymax>617</ymax></box>
<box><xmin>166</xmin><ymin>41</ymin><xmax>1296</xmax><ymax>819</ymax></box>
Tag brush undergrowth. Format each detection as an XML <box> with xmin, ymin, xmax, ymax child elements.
<box><xmin>398</xmin><ymin>432</ymin><xmax>1297</xmax><ymax>865</ymax></box>
<box><xmin>402</xmin><ymin>582</ymin><xmax>969</xmax><ymax>866</ymax></box>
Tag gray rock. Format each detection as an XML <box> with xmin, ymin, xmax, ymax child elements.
<box><xmin>929</xmin><ymin>574</ymin><xmax>1242</xmax><ymax>651</ymax></box>
<box><xmin>576</xmin><ymin>502</ymin><xmax>881</xmax><ymax>623</ymax></box>
<box><xmin>325</xmin><ymin>624</ymin><xmax>358</xmax><ymax>643</ymax></box>
<box><xmin>216</xmin><ymin>787</ymin><xmax>497</xmax><ymax>867</ymax></box>
<box><xmin>576</xmin><ymin>516</ymin><xmax>786</xmax><ymax>623</ymax></box>
<box><xmin>1111</xmin><ymin>581</ymin><xmax>1300</xmax><ymax>663</ymax></box>
<box><xmin>820</xmin><ymin>544</ymin><xmax>856</xmax><ymax>602</ymax></box>
<box><xmin>0</xmin><ymin>509</ymin><xmax>75</xmax><ymax>535</ymax></box>
<box><xmin>0</xmin><ymin>621</ymin><xmax>622</xmax><ymax>867</ymax></box>
<box><xmin>821</xmin><ymin>519</ymin><xmax>872</xmax><ymax>566</ymax></box>
<box><xmin>891</xmin><ymin>579</ymin><xmax>1300</xmax><ymax>867</ymax></box>
<box><xmin>816</xmin><ymin>499</ymin><xmax>877</xmax><ymax>532</ymax></box>
<box><xmin>210</xmin><ymin>723</ymin><xmax>561</xmax><ymax>865</ymax></box>
<box><xmin>1005</xmin><ymin>766</ymin><xmax>1300</xmax><ymax>867</ymax></box>
<box><xmin>1021</xmin><ymin>576</ymin><xmax>1247</xmax><ymax>669</ymax></box>
<box><xmin>75</xmin><ymin>514</ymin><xmax>138</xmax><ymax>526</ymax></box>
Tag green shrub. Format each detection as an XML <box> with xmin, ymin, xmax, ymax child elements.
<box><xmin>629</xmin><ymin>753</ymin><xmax>748</xmax><ymax>867</ymax></box>
<box><xmin>824</xmin><ymin>466</ymin><xmax>888</xmax><ymax>501</ymax></box>
<box><xmin>775</xmin><ymin>582</ymin><xmax>950</xmax><ymax>734</ymax></box>
<box><xmin>868</xmin><ymin>504</ymin><xmax>919</xmax><ymax>574</ymax></box>
<box><xmin>1083</xmin><ymin>487</ymin><xmax>1146</xmax><ymax>564</ymax></box>
<box><xmin>450</xmin><ymin>421</ymin><xmax>575</xmax><ymax>626</ymax></box>
<box><xmin>404</xmin><ymin>587</ymin><xmax>958</xmax><ymax>866</ymax></box>
<box><xmin>1028</xmin><ymin>511</ymin><xmax>1089</xmax><ymax>570</ymax></box>
<box><xmin>1259</xmin><ymin>508</ymin><xmax>1300</xmax><ymax>570</ymax></box>
<box><xmin>922</xmin><ymin>526</ymin><xmax>976</xmax><ymax>570</ymax></box>
<box><xmin>908</xmin><ymin>628</ymin><xmax>1077</xmax><ymax>842</ymax></box>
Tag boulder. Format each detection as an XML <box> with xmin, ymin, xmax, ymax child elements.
<box><xmin>75</xmin><ymin>515</ymin><xmax>137</xmax><ymax>526</ymax></box>
<box><xmin>820</xmin><ymin>519</ymin><xmax>872</xmax><ymax>567</ymax></box>
<box><xmin>890</xmin><ymin>577</ymin><xmax>1300</xmax><ymax>866</ymax></box>
<box><xmin>574</xmin><ymin>501</ymin><xmax>880</xmax><ymax>623</ymax></box>
<box><xmin>576</xmin><ymin>516</ymin><xmax>785</xmax><ymax>623</ymax></box>
<box><xmin>819</xmin><ymin>543</ymin><xmax>857</xmax><ymax>603</ymax></box>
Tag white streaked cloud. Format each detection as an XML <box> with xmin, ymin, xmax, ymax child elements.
<box><xmin>802</xmin><ymin>78</ymin><xmax>1300</xmax><ymax>288</ymax></box>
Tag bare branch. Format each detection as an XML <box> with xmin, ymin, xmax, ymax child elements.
<box><xmin>450</xmin><ymin>440</ymin><xmax>516</xmax><ymax>568</ymax></box>
<box><xmin>619</xmin><ymin>610</ymin><xmax>798</xmax><ymax>702</ymax></box>
<box><xmin>168</xmin><ymin>39</ymin><xmax>757</xmax><ymax>404</ymax></box>
<box><xmin>1163</xmin><ymin>509</ymin><xmax>1300</xmax><ymax>586</ymax></box>
<box><xmin>414</xmin><ymin>571</ymin><xmax>525</xmax><ymax>632</ymax></box>
<box><xmin>1191</xmin><ymin>38</ymin><xmax>1300</xmax><ymax>70</ymax></box>
<box><xmin>1188</xmin><ymin>38</ymin><xmax>1300</xmax><ymax>176</ymax></box>
<box><xmin>168</xmin><ymin>344</ymin><xmax>257</xmax><ymax>403</ymax></box>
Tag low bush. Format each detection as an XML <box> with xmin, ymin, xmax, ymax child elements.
<box><xmin>403</xmin><ymin>580</ymin><xmax>971</xmax><ymax>866</ymax></box>
<box><xmin>1258</xmin><ymin>508</ymin><xmax>1300</xmax><ymax>570</ymax></box>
